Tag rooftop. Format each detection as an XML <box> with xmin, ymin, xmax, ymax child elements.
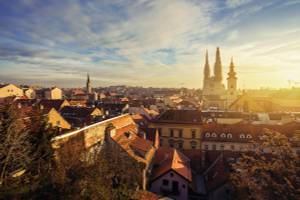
<box><xmin>153</xmin><ymin>110</ymin><xmax>202</xmax><ymax>124</ymax></box>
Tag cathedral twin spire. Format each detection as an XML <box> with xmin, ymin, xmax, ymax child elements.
<box><xmin>204</xmin><ymin>50</ymin><xmax>210</xmax><ymax>80</ymax></box>
<box><xmin>204</xmin><ymin>47</ymin><xmax>236</xmax><ymax>82</ymax></box>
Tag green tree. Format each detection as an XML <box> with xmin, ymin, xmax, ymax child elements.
<box><xmin>230</xmin><ymin>129</ymin><xmax>300</xmax><ymax>200</ymax></box>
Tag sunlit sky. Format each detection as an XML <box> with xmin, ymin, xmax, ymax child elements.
<box><xmin>0</xmin><ymin>0</ymin><xmax>300</xmax><ymax>88</ymax></box>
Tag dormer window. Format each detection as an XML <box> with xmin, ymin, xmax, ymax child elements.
<box><xmin>227</xmin><ymin>133</ymin><xmax>232</xmax><ymax>138</ymax></box>
<box><xmin>240</xmin><ymin>134</ymin><xmax>245</xmax><ymax>139</ymax></box>
<box><xmin>246</xmin><ymin>134</ymin><xmax>252</xmax><ymax>139</ymax></box>
<box><xmin>220</xmin><ymin>133</ymin><xmax>226</xmax><ymax>138</ymax></box>
<box><xmin>205</xmin><ymin>132</ymin><xmax>210</xmax><ymax>137</ymax></box>
<box><xmin>211</xmin><ymin>132</ymin><xmax>217</xmax><ymax>137</ymax></box>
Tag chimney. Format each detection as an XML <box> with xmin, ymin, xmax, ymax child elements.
<box><xmin>154</xmin><ymin>129</ymin><xmax>160</xmax><ymax>148</ymax></box>
<box><xmin>104</xmin><ymin>123</ymin><xmax>116</xmax><ymax>144</ymax></box>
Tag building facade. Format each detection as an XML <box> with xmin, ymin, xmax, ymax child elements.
<box><xmin>0</xmin><ymin>84</ymin><xmax>24</xmax><ymax>98</ymax></box>
<box><xmin>202</xmin><ymin>48</ymin><xmax>238</xmax><ymax>110</ymax></box>
<box><xmin>150</xmin><ymin>110</ymin><xmax>203</xmax><ymax>150</ymax></box>
<box><xmin>45</xmin><ymin>87</ymin><xmax>63</xmax><ymax>99</ymax></box>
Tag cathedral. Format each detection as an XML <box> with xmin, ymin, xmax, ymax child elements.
<box><xmin>202</xmin><ymin>47</ymin><xmax>238</xmax><ymax>110</ymax></box>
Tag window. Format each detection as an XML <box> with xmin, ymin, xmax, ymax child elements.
<box><xmin>158</xmin><ymin>128</ymin><xmax>162</xmax><ymax>136</ymax></box>
<box><xmin>190</xmin><ymin>141</ymin><xmax>197</xmax><ymax>149</ymax></box>
<box><xmin>220</xmin><ymin>144</ymin><xmax>224</xmax><ymax>150</ymax></box>
<box><xmin>162</xmin><ymin>179</ymin><xmax>169</xmax><ymax>186</ymax></box>
<box><xmin>169</xmin><ymin>139</ymin><xmax>174</xmax><ymax>148</ymax></box>
<box><xmin>170</xmin><ymin>172</ymin><xmax>174</xmax><ymax>177</ymax></box>
<box><xmin>240</xmin><ymin>134</ymin><xmax>245</xmax><ymax>139</ymax></box>
<box><xmin>246</xmin><ymin>134</ymin><xmax>252</xmax><ymax>139</ymax></box>
<box><xmin>227</xmin><ymin>133</ymin><xmax>232</xmax><ymax>138</ymax></box>
<box><xmin>159</xmin><ymin>139</ymin><xmax>163</xmax><ymax>146</ymax></box>
<box><xmin>178</xmin><ymin>142</ymin><xmax>183</xmax><ymax>149</ymax></box>
<box><xmin>192</xmin><ymin>133</ymin><xmax>196</xmax><ymax>138</ymax></box>
<box><xmin>211</xmin><ymin>132</ymin><xmax>217</xmax><ymax>137</ymax></box>
<box><xmin>231</xmin><ymin>145</ymin><xmax>235</xmax><ymax>150</ymax></box>
<box><xmin>178</xmin><ymin>129</ymin><xmax>183</xmax><ymax>138</ymax></box>
<box><xmin>192</xmin><ymin>133</ymin><xmax>196</xmax><ymax>139</ymax></box>
<box><xmin>170</xmin><ymin>129</ymin><xmax>174</xmax><ymax>137</ymax></box>
<box><xmin>205</xmin><ymin>144</ymin><xmax>209</xmax><ymax>150</ymax></box>
<box><xmin>220</xmin><ymin>133</ymin><xmax>226</xmax><ymax>138</ymax></box>
<box><xmin>205</xmin><ymin>132</ymin><xmax>210</xmax><ymax>137</ymax></box>
<box><xmin>212</xmin><ymin>144</ymin><xmax>216</xmax><ymax>150</ymax></box>
<box><xmin>182</xmin><ymin>184</ymin><xmax>186</xmax><ymax>188</ymax></box>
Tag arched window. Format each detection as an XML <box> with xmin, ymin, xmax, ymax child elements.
<box><xmin>211</xmin><ymin>132</ymin><xmax>217</xmax><ymax>137</ymax></box>
<box><xmin>227</xmin><ymin>133</ymin><xmax>232</xmax><ymax>138</ymax></box>
<box><xmin>205</xmin><ymin>132</ymin><xmax>210</xmax><ymax>137</ymax></box>
<box><xmin>220</xmin><ymin>133</ymin><xmax>226</xmax><ymax>138</ymax></box>
<box><xmin>246</xmin><ymin>134</ymin><xmax>252</xmax><ymax>139</ymax></box>
<box><xmin>240</xmin><ymin>134</ymin><xmax>245</xmax><ymax>139</ymax></box>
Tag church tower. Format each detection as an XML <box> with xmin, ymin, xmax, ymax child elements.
<box><xmin>227</xmin><ymin>57</ymin><xmax>237</xmax><ymax>105</ymax></box>
<box><xmin>86</xmin><ymin>73</ymin><xmax>92</xmax><ymax>94</ymax></box>
<box><xmin>214</xmin><ymin>47</ymin><xmax>222</xmax><ymax>82</ymax></box>
<box><xmin>203</xmin><ymin>50</ymin><xmax>210</xmax><ymax>89</ymax></box>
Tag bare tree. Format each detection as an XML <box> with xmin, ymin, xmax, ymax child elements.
<box><xmin>0</xmin><ymin>104</ymin><xmax>32</xmax><ymax>192</ymax></box>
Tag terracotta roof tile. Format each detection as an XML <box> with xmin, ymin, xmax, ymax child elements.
<box><xmin>152</xmin><ymin>147</ymin><xmax>192</xmax><ymax>182</ymax></box>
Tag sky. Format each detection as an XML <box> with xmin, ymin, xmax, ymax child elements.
<box><xmin>0</xmin><ymin>0</ymin><xmax>300</xmax><ymax>89</ymax></box>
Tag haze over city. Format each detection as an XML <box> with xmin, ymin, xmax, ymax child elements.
<box><xmin>0</xmin><ymin>0</ymin><xmax>300</xmax><ymax>88</ymax></box>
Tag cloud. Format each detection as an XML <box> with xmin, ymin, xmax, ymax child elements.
<box><xmin>0</xmin><ymin>0</ymin><xmax>299</xmax><ymax>88</ymax></box>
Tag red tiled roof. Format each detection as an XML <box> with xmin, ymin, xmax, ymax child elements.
<box><xmin>151</xmin><ymin>147</ymin><xmax>192</xmax><ymax>182</ymax></box>
<box><xmin>112</xmin><ymin>122</ymin><xmax>154</xmax><ymax>163</ymax></box>
<box><xmin>134</xmin><ymin>191</ymin><xmax>158</xmax><ymax>200</ymax></box>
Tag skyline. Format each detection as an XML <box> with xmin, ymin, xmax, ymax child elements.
<box><xmin>0</xmin><ymin>0</ymin><xmax>300</xmax><ymax>88</ymax></box>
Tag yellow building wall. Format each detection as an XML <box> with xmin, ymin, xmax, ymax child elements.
<box><xmin>47</xmin><ymin>109</ymin><xmax>71</xmax><ymax>129</ymax></box>
<box><xmin>149</xmin><ymin>123</ymin><xmax>202</xmax><ymax>150</ymax></box>
<box><xmin>91</xmin><ymin>108</ymin><xmax>103</xmax><ymax>116</ymax></box>
<box><xmin>46</xmin><ymin>88</ymin><xmax>62</xmax><ymax>99</ymax></box>
<box><xmin>0</xmin><ymin>84</ymin><xmax>23</xmax><ymax>98</ymax></box>
<box><xmin>216</xmin><ymin>118</ymin><xmax>243</xmax><ymax>124</ymax></box>
<box><xmin>24</xmin><ymin>88</ymin><xmax>36</xmax><ymax>99</ymax></box>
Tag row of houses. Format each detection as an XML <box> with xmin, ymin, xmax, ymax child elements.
<box><xmin>48</xmin><ymin>108</ymin><xmax>300</xmax><ymax>200</ymax></box>
<box><xmin>0</xmin><ymin>83</ymin><xmax>62</xmax><ymax>99</ymax></box>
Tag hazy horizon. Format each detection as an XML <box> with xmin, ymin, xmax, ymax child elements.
<box><xmin>1</xmin><ymin>0</ymin><xmax>300</xmax><ymax>88</ymax></box>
